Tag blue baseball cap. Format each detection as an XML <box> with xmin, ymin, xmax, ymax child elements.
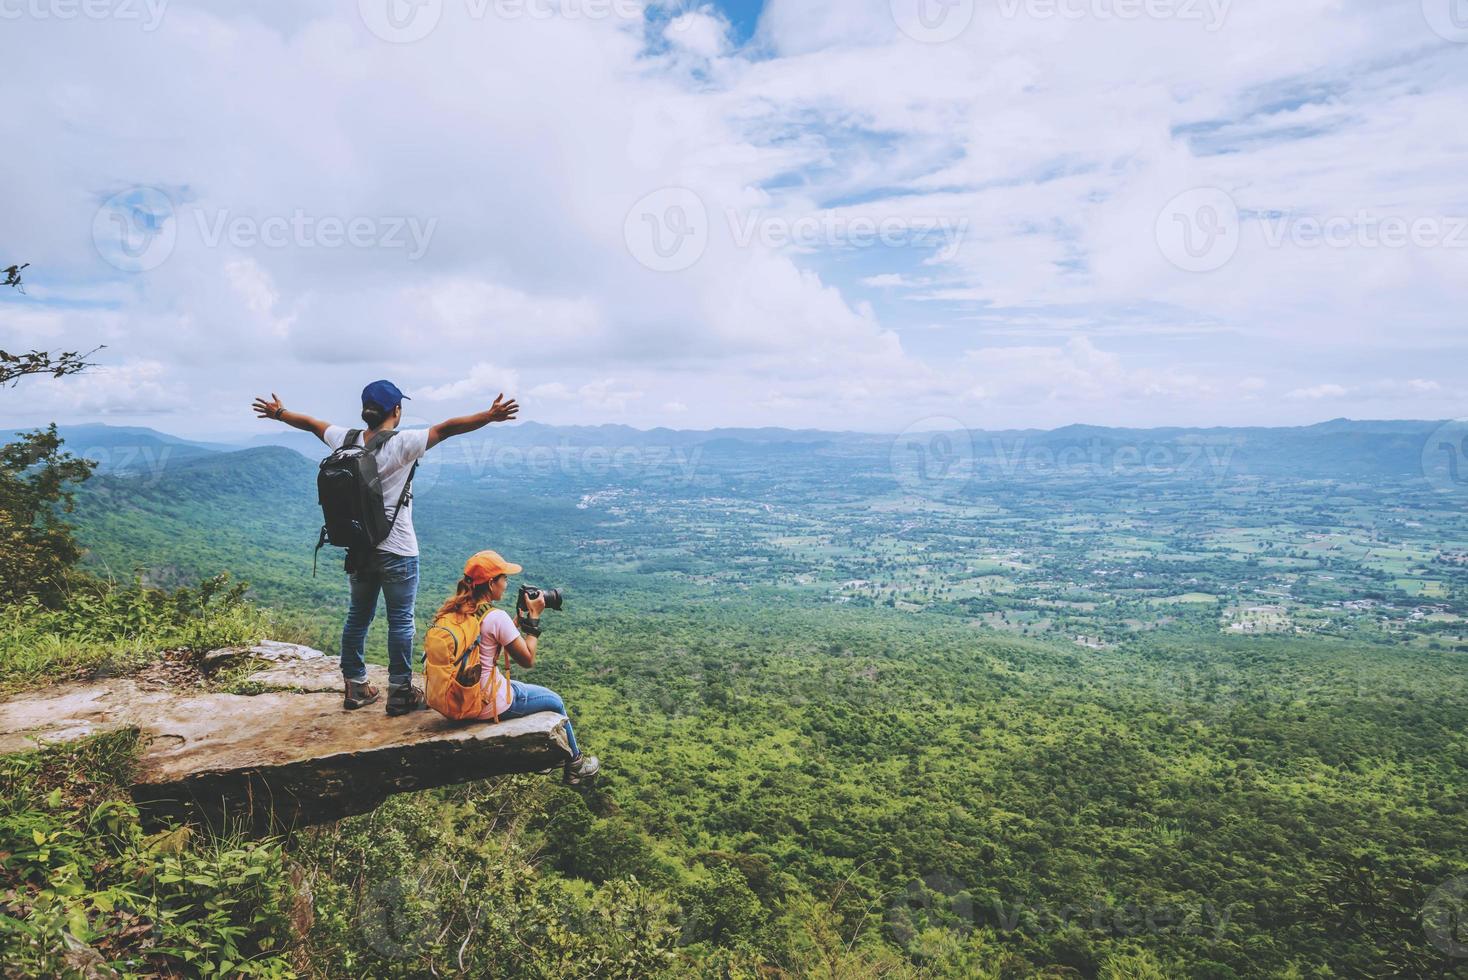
<box><xmin>362</xmin><ymin>380</ymin><xmax>410</xmax><ymax>413</ymax></box>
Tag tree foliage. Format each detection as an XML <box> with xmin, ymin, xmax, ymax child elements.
<box><xmin>0</xmin><ymin>426</ymin><xmax>96</xmax><ymax>605</ymax></box>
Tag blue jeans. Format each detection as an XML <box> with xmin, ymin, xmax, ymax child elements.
<box><xmin>500</xmin><ymin>680</ymin><xmax>581</xmax><ymax>758</ymax></box>
<box><xmin>341</xmin><ymin>552</ymin><xmax>419</xmax><ymax>689</ymax></box>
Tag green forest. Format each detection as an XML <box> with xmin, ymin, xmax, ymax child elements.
<box><xmin>3</xmin><ymin>416</ymin><xmax>1468</xmax><ymax>978</ymax></box>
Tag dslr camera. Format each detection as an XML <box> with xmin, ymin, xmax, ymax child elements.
<box><xmin>517</xmin><ymin>585</ymin><xmax>564</xmax><ymax>614</ymax></box>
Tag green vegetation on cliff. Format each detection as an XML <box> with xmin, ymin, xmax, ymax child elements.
<box><xmin>3</xmin><ymin>421</ymin><xmax>1467</xmax><ymax>977</ymax></box>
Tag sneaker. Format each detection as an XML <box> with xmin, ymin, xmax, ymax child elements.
<box><xmin>344</xmin><ymin>679</ymin><xmax>380</xmax><ymax>710</ymax></box>
<box><xmin>563</xmin><ymin>754</ymin><xmax>601</xmax><ymax>786</ymax></box>
<box><xmin>386</xmin><ymin>683</ymin><xmax>427</xmax><ymax>717</ymax></box>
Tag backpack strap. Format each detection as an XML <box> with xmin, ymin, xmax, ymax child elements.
<box><xmin>380</xmin><ymin>459</ymin><xmax>418</xmax><ymax>543</ymax></box>
<box><xmin>362</xmin><ymin>429</ymin><xmax>416</xmax><ymax>546</ymax></box>
<box><xmin>364</xmin><ymin>429</ymin><xmax>396</xmax><ymax>453</ymax></box>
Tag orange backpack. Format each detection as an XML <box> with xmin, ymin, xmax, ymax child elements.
<box><xmin>423</xmin><ymin>606</ymin><xmax>511</xmax><ymax>722</ymax></box>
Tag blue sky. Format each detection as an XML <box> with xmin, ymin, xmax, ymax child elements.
<box><xmin>1</xmin><ymin>0</ymin><xmax>1464</xmax><ymax>437</ymax></box>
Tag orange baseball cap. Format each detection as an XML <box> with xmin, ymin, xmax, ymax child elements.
<box><xmin>463</xmin><ymin>550</ymin><xmax>522</xmax><ymax>585</ymax></box>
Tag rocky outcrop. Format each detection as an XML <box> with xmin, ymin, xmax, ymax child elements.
<box><xmin>0</xmin><ymin>642</ymin><xmax>574</xmax><ymax>831</ymax></box>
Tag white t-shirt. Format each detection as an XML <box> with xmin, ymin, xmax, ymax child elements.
<box><xmin>322</xmin><ymin>425</ymin><xmax>432</xmax><ymax>557</ymax></box>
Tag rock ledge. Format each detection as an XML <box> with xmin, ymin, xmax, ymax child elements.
<box><xmin>0</xmin><ymin>643</ymin><xmax>574</xmax><ymax>830</ymax></box>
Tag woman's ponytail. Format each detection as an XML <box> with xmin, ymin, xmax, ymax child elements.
<box><xmin>435</xmin><ymin>575</ymin><xmax>492</xmax><ymax>620</ymax></box>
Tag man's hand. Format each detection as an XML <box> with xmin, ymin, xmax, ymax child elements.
<box><xmin>486</xmin><ymin>394</ymin><xmax>520</xmax><ymax>424</ymax></box>
<box><xmin>427</xmin><ymin>393</ymin><xmax>521</xmax><ymax>449</ymax></box>
<box><xmin>251</xmin><ymin>395</ymin><xmax>330</xmax><ymax>441</ymax></box>
<box><xmin>252</xmin><ymin>393</ymin><xmax>285</xmax><ymax>421</ymax></box>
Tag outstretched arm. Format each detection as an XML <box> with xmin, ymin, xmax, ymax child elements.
<box><xmin>252</xmin><ymin>393</ymin><xmax>331</xmax><ymax>443</ymax></box>
<box><xmin>427</xmin><ymin>393</ymin><xmax>519</xmax><ymax>450</ymax></box>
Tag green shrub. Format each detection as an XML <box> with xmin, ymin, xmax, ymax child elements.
<box><xmin>0</xmin><ymin>573</ymin><xmax>289</xmax><ymax>695</ymax></box>
<box><xmin>0</xmin><ymin>731</ymin><xmax>296</xmax><ymax>977</ymax></box>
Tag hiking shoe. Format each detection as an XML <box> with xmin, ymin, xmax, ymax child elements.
<box><xmin>386</xmin><ymin>684</ymin><xmax>427</xmax><ymax>717</ymax></box>
<box><xmin>344</xmin><ymin>680</ymin><xmax>380</xmax><ymax>710</ymax></box>
<box><xmin>563</xmin><ymin>754</ymin><xmax>600</xmax><ymax>786</ymax></box>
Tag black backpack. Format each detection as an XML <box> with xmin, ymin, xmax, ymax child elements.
<box><xmin>314</xmin><ymin>429</ymin><xmax>418</xmax><ymax>574</ymax></box>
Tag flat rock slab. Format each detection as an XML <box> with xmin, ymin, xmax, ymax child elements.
<box><xmin>0</xmin><ymin>643</ymin><xmax>574</xmax><ymax>830</ymax></box>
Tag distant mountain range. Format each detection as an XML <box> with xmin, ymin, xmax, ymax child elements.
<box><xmin>7</xmin><ymin>418</ymin><xmax>1454</xmax><ymax>480</ymax></box>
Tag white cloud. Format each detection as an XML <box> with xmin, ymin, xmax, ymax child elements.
<box><xmin>1287</xmin><ymin>384</ymin><xmax>1350</xmax><ymax>401</ymax></box>
<box><xmin>417</xmin><ymin>362</ymin><xmax>523</xmax><ymax>403</ymax></box>
<box><xmin>3</xmin><ymin>0</ymin><xmax>1463</xmax><ymax>435</ymax></box>
<box><xmin>665</xmin><ymin>11</ymin><xmax>729</xmax><ymax>58</ymax></box>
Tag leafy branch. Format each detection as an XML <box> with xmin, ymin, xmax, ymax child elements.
<box><xmin>0</xmin><ymin>346</ymin><xmax>106</xmax><ymax>387</ymax></box>
<box><xmin>4</xmin><ymin>263</ymin><xmax>29</xmax><ymax>291</ymax></box>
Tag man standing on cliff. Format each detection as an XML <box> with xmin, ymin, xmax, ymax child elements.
<box><xmin>251</xmin><ymin>382</ymin><xmax>519</xmax><ymax>716</ymax></box>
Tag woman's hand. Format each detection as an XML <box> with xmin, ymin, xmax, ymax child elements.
<box><xmin>525</xmin><ymin>593</ymin><xmax>547</xmax><ymax>617</ymax></box>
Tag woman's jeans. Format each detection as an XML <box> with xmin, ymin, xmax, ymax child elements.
<box><xmin>500</xmin><ymin>680</ymin><xmax>581</xmax><ymax>758</ymax></box>
<box><xmin>341</xmin><ymin>551</ymin><xmax>419</xmax><ymax>689</ymax></box>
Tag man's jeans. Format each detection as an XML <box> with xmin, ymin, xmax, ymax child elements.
<box><xmin>341</xmin><ymin>551</ymin><xmax>419</xmax><ymax>689</ymax></box>
<box><xmin>500</xmin><ymin>680</ymin><xmax>581</xmax><ymax>758</ymax></box>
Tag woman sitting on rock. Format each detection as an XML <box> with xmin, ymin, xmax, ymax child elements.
<box><xmin>429</xmin><ymin>550</ymin><xmax>599</xmax><ymax>785</ymax></box>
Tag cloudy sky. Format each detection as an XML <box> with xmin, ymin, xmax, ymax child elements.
<box><xmin>1</xmin><ymin>0</ymin><xmax>1464</xmax><ymax>438</ymax></box>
